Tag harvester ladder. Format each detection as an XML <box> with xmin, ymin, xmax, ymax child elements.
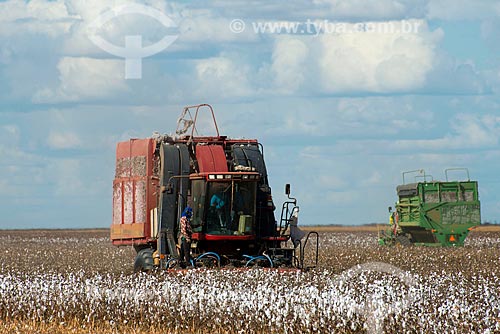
<box><xmin>279</xmin><ymin>200</ymin><xmax>296</xmax><ymax>236</ymax></box>
<box><xmin>277</xmin><ymin>200</ymin><xmax>319</xmax><ymax>270</ymax></box>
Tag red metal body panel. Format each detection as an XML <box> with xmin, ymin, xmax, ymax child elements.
<box><xmin>192</xmin><ymin>233</ymin><xmax>255</xmax><ymax>241</ymax></box>
<box><xmin>111</xmin><ymin>138</ymin><xmax>157</xmax><ymax>245</ymax></box>
<box><xmin>195</xmin><ymin>145</ymin><xmax>228</xmax><ymax>173</ymax></box>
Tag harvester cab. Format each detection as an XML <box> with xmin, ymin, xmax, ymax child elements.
<box><xmin>379</xmin><ymin>168</ymin><xmax>481</xmax><ymax>247</ymax></box>
<box><xmin>111</xmin><ymin>104</ymin><xmax>319</xmax><ymax>271</ymax></box>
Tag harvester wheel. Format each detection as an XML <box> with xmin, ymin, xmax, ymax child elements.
<box><xmin>395</xmin><ymin>235</ymin><xmax>412</xmax><ymax>247</ymax></box>
<box><xmin>134</xmin><ymin>248</ymin><xmax>155</xmax><ymax>273</ymax></box>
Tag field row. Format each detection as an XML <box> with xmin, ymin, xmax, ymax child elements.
<box><xmin>1</xmin><ymin>268</ymin><xmax>499</xmax><ymax>333</ymax></box>
<box><xmin>0</xmin><ymin>230</ymin><xmax>499</xmax><ymax>333</ymax></box>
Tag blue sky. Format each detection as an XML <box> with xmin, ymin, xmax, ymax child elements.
<box><xmin>0</xmin><ymin>0</ymin><xmax>499</xmax><ymax>228</ymax></box>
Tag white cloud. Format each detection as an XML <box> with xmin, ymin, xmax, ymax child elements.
<box><xmin>313</xmin><ymin>0</ymin><xmax>424</xmax><ymax>20</ymax></box>
<box><xmin>177</xmin><ymin>14</ymin><xmax>258</xmax><ymax>45</ymax></box>
<box><xmin>427</xmin><ymin>0</ymin><xmax>500</xmax><ymax>20</ymax></box>
<box><xmin>268</xmin><ymin>20</ymin><xmax>442</xmax><ymax>94</ymax></box>
<box><xmin>1</xmin><ymin>0</ymin><xmax>492</xmax><ymax>104</ymax></box>
<box><xmin>47</xmin><ymin>131</ymin><xmax>82</xmax><ymax>149</ymax></box>
<box><xmin>63</xmin><ymin>0</ymin><xmax>182</xmax><ymax>56</ymax></box>
<box><xmin>194</xmin><ymin>56</ymin><xmax>253</xmax><ymax>99</ymax></box>
<box><xmin>271</xmin><ymin>37</ymin><xmax>309</xmax><ymax>93</ymax></box>
<box><xmin>450</xmin><ymin>113</ymin><xmax>500</xmax><ymax>147</ymax></box>
<box><xmin>259</xmin><ymin>96</ymin><xmax>434</xmax><ymax>138</ymax></box>
<box><xmin>48</xmin><ymin>159</ymin><xmax>84</xmax><ymax>196</ymax></box>
<box><xmin>425</xmin><ymin>60</ymin><xmax>489</xmax><ymax>94</ymax></box>
<box><xmin>0</xmin><ymin>125</ymin><xmax>20</xmax><ymax>145</ymax></box>
<box><xmin>1</xmin><ymin>0</ymin><xmax>499</xmax><ymax>228</ymax></box>
<box><xmin>0</xmin><ymin>126</ymin><xmax>46</xmax><ymax>197</ymax></box>
<box><xmin>362</xmin><ymin>171</ymin><xmax>383</xmax><ymax>186</ymax></box>
<box><xmin>280</xmin><ymin>129</ymin><xmax>495</xmax><ymax>221</ymax></box>
<box><xmin>333</xmin><ymin>112</ymin><xmax>500</xmax><ymax>154</ymax></box>
<box><xmin>325</xmin><ymin>190</ymin><xmax>358</xmax><ymax>205</ymax></box>
<box><xmin>392</xmin><ymin>113</ymin><xmax>500</xmax><ymax>151</ymax></box>
<box><xmin>0</xmin><ymin>0</ymin><xmax>76</xmax><ymax>37</ymax></box>
<box><xmin>206</xmin><ymin>0</ymin><xmax>427</xmax><ymax>21</ymax></box>
<box><xmin>318</xmin><ymin>20</ymin><xmax>441</xmax><ymax>93</ymax></box>
<box><xmin>201</xmin><ymin>0</ymin><xmax>498</xmax><ymax>22</ymax></box>
<box><xmin>317</xmin><ymin>175</ymin><xmax>349</xmax><ymax>188</ymax></box>
<box><xmin>481</xmin><ymin>18</ymin><xmax>500</xmax><ymax>54</ymax></box>
<box><xmin>33</xmin><ymin>57</ymin><xmax>129</xmax><ymax>103</ymax></box>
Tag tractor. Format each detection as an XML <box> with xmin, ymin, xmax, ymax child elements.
<box><xmin>110</xmin><ymin>104</ymin><xmax>318</xmax><ymax>271</ymax></box>
<box><xmin>379</xmin><ymin>168</ymin><xmax>481</xmax><ymax>246</ymax></box>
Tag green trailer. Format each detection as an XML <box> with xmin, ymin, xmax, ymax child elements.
<box><xmin>379</xmin><ymin>168</ymin><xmax>481</xmax><ymax>246</ymax></box>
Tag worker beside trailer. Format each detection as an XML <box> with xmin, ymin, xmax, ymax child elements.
<box><xmin>178</xmin><ymin>206</ymin><xmax>193</xmax><ymax>268</ymax></box>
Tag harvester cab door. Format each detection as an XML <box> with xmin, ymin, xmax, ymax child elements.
<box><xmin>200</xmin><ymin>176</ymin><xmax>258</xmax><ymax>236</ymax></box>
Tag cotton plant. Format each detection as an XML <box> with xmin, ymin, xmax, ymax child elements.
<box><xmin>0</xmin><ymin>231</ymin><xmax>499</xmax><ymax>333</ymax></box>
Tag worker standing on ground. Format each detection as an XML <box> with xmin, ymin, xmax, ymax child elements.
<box><xmin>179</xmin><ymin>206</ymin><xmax>193</xmax><ymax>268</ymax></box>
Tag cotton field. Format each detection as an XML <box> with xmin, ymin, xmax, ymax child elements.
<box><xmin>0</xmin><ymin>229</ymin><xmax>499</xmax><ymax>334</ymax></box>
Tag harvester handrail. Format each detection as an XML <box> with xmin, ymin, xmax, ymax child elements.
<box><xmin>188</xmin><ymin>104</ymin><xmax>220</xmax><ymax>138</ymax></box>
<box><xmin>402</xmin><ymin>169</ymin><xmax>425</xmax><ymax>184</ymax></box>
<box><xmin>445</xmin><ymin>168</ymin><xmax>470</xmax><ymax>182</ymax></box>
<box><xmin>279</xmin><ymin>202</ymin><xmax>297</xmax><ymax>237</ymax></box>
<box><xmin>300</xmin><ymin>231</ymin><xmax>319</xmax><ymax>270</ymax></box>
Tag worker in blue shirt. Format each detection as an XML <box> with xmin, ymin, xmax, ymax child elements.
<box><xmin>210</xmin><ymin>194</ymin><xmax>225</xmax><ymax>227</ymax></box>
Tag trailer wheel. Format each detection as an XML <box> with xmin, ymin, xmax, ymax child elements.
<box><xmin>395</xmin><ymin>235</ymin><xmax>412</xmax><ymax>247</ymax></box>
<box><xmin>134</xmin><ymin>248</ymin><xmax>155</xmax><ymax>273</ymax></box>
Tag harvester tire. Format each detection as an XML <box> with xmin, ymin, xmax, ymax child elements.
<box><xmin>395</xmin><ymin>235</ymin><xmax>412</xmax><ymax>247</ymax></box>
<box><xmin>134</xmin><ymin>248</ymin><xmax>155</xmax><ymax>273</ymax></box>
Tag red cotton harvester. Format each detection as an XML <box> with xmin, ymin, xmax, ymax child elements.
<box><xmin>111</xmin><ymin>104</ymin><xmax>319</xmax><ymax>271</ymax></box>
